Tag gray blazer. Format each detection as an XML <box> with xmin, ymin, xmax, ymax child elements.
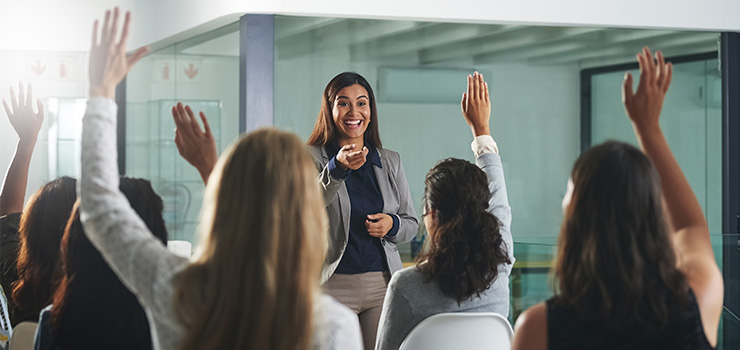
<box><xmin>308</xmin><ymin>145</ymin><xmax>419</xmax><ymax>283</ymax></box>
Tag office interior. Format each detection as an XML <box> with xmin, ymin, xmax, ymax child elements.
<box><xmin>0</xmin><ymin>1</ymin><xmax>738</xmax><ymax>348</ymax></box>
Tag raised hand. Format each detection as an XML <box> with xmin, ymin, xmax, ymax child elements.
<box><xmin>172</xmin><ymin>102</ymin><xmax>218</xmax><ymax>184</ymax></box>
<box><xmin>366</xmin><ymin>213</ymin><xmax>393</xmax><ymax>238</ymax></box>
<box><xmin>0</xmin><ymin>82</ymin><xmax>45</xmax><ymax>215</ymax></box>
<box><xmin>622</xmin><ymin>47</ymin><xmax>672</xmax><ymax>129</ymax></box>
<box><xmin>89</xmin><ymin>8</ymin><xmax>149</xmax><ymax>99</ymax></box>
<box><xmin>2</xmin><ymin>81</ymin><xmax>44</xmax><ymax>144</ymax></box>
<box><xmin>336</xmin><ymin>144</ymin><xmax>369</xmax><ymax>170</ymax></box>
<box><xmin>461</xmin><ymin>71</ymin><xmax>491</xmax><ymax>137</ymax></box>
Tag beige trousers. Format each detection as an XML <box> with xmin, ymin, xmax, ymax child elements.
<box><xmin>323</xmin><ymin>271</ymin><xmax>390</xmax><ymax>350</ymax></box>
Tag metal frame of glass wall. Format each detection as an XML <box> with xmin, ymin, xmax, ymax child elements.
<box><xmin>721</xmin><ymin>32</ymin><xmax>740</xmax><ymax>349</ymax></box>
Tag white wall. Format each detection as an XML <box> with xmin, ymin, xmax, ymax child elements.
<box><xmin>0</xmin><ymin>51</ymin><xmax>87</xmax><ymax>204</ymax></box>
<box><xmin>0</xmin><ymin>0</ymin><xmax>738</xmax><ymax>53</ymax></box>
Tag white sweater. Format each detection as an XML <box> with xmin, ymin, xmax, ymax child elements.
<box><xmin>78</xmin><ymin>98</ymin><xmax>362</xmax><ymax>350</ymax></box>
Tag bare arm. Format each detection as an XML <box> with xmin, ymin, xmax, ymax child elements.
<box><xmin>511</xmin><ymin>302</ymin><xmax>548</xmax><ymax>350</ymax></box>
<box><xmin>622</xmin><ymin>47</ymin><xmax>722</xmax><ymax>345</ymax></box>
<box><xmin>0</xmin><ymin>82</ymin><xmax>44</xmax><ymax>215</ymax></box>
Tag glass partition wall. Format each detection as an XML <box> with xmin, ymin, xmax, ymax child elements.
<box><xmin>117</xmin><ymin>14</ymin><xmax>740</xmax><ymax>346</ymax></box>
<box><xmin>125</xmin><ymin>23</ymin><xmax>240</xmax><ymax>242</ymax></box>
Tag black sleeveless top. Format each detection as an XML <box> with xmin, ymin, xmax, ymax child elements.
<box><xmin>546</xmin><ymin>289</ymin><xmax>714</xmax><ymax>350</ymax></box>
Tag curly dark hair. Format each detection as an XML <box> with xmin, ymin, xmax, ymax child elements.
<box><xmin>416</xmin><ymin>158</ymin><xmax>510</xmax><ymax>304</ymax></box>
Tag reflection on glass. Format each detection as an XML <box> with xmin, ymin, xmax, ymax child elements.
<box><xmin>590</xmin><ymin>57</ymin><xmax>722</xmax><ymax>243</ymax></box>
<box><xmin>46</xmin><ymin>98</ymin><xmax>87</xmax><ymax>179</ymax></box>
<box><xmin>125</xmin><ymin>23</ymin><xmax>239</xmax><ymax>242</ymax></box>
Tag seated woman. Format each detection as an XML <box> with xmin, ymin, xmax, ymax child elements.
<box><xmin>512</xmin><ymin>48</ymin><xmax>723</xmax><ymax>349</ymax></box>
<box><xmin>33</xmin><ymin>177</ymin><xmax>168</xmax><ymax>350</ymax></box>
<box><xmin>11</xmin><ymin>177</ymin><xmax>76</xmax><ymax>326</ymax></box>
<box><xmin>76</xmin><ymin>9</ymin><xmax>361</xmax><ymax>350</ymax></box>
<box><xmin>375</xmin><ymin>72</ymin><xmax>514</xmax><ymax>350</ymax></box>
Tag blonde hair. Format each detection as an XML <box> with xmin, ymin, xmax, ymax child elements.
<box><xmin>174</xmin><ymin>128</ymin><xmax>328</xmax><ymax>350</ymax></box>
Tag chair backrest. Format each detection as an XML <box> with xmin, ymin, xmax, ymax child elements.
<box><xmin>399</xmin><ymin>312</ymin><xmax>514</xmax><ymax>350</ymax></box>
<box><xmin>9</xmin><ymin>322</ymin><xmax>37</xmax><ymax>350</ymax></box>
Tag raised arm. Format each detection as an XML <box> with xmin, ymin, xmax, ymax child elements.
<box><xmin>172</xmin><ymin>102</ymin><xmax>217</xmax><ymax>184</ymax></box>
<box><xmin>622</xmin><ymin>47</ymin><xmax>722</xmax><ymax>343</ymax></box>
<box><xmin>79</xmin><ymin>8</ymin><xmax>187</xmax><ymax>320</ymax></box>
<box><xmin>1</xmin><ymin>82</ymin><xmax>44</xmax><ymax>216</ymax></box>
<box><xmin>462</xmin><ymin>72</ymin><xmax>514</xmax><ymax>267</ymax></box>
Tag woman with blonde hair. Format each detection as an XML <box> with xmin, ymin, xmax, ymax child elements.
<box><xmin>77</xmin><ymin>8</ymin><xmax>361</xmax><ymax>350</ymax></box>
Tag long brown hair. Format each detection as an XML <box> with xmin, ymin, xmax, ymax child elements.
<box><xmin>307</xmin><ymin>72</ymin><xmax>382</xmax><ymax>147</ymax></box>
<box><xmin>417</xmin><ymin>158</ymin><xmax>510</xmax><ymax>304</ymax></box>
<box><xmin>553</xmin><ymin>141</ymin><xmax>688</xmax><ymax>331</ymax></box>
<box><xmin>12</xmin><ymin>177</ymin><xmax>76</xmax><ymax>322</ymax></box>
<box><xmin>174</xmin><ymin>128</ymin><xmax>328</xmax><ymax>350</ymax></box>
<box><xmin>51</xmin><ymin>177</ymin><xmax>167</xmax><ymax>350</ymax></box>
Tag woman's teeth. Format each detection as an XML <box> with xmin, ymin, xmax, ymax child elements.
<box><xmin>345</xmin><ymin>120</ymin><xmax>361</xmax><ymax>126</ymax></box>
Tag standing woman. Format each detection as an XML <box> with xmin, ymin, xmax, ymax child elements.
<box><xmin>307</xmin><ymin>72</ymin><xmax>418</xmax><ymax>349</ymax></box>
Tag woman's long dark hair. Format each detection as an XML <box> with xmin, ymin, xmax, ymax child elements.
<box><xmin>307</xmin><ymin>72</ymin><xmax>382</xmax><ymax>148</ymax></box>
<box><xmin>554</xmin><ymin>141</ymin><xmax>688</xmax><ymax>331</ymax></box>
<box><xmin>12</xmin><ymin>177</ymin><xmax>77</xmax><ymax>323</ymax></box>
<box><xmin>50</xmin><ymin>177</ymin><xmax>168</xmax><ymax>350</ymax></box>
<box><xmin>416</xmin><ymin>158</ymin><xmax>510</xmax><ymax>304</ymax></box>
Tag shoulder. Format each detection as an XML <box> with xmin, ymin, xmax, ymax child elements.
<box><xmin>306</xmin><ymin>145</ymin><xmax>324</xmax><ymax>159</ymax></box>
<box><xmin>306</xmin><ymin>145</ymin><xmax>328</xmax><ymax>167</ymax></box>
<box><xmin>512</xmin><ymin>302</ymin><xmax>548</xmax><ymax>350</ymax></box>
<box><xmin>389</xmin><ymin>266</ymin><xmax>424</xmax><ymax>288</ymax></box>
<box><xmin>377</xmin><ymin>148</ymin><xmax>405</xmax><ymax>177</ymax></box>
<box><xmin>379</xmin><ymin>147</ymin><xmax>400</xmax><ymax>159</ymax></box>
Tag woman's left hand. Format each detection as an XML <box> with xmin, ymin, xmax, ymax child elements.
<box><xmin>366</xmin><ymin>213</ymin><xmax>393</xmax><ymax>238</ymax></box>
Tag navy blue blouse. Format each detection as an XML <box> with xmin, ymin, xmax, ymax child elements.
<box><xmin>326</xmin><ymin>141</ymin><xmax>399</xmax><ymax>274</ymax></box>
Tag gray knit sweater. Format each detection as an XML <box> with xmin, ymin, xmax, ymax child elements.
<box><xmin>375</xmin><ymin>145</ymin><xmax>514</xmax><ymax>350</ymax></box>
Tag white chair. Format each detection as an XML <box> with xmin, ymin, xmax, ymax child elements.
<box><xmin>399</xmin><ymin>312</ymin><xmax>514</xmax><ymax>350</ymax></box>
<box><xmin>9</xmin><ymin>322</ymin><xmax>37</xmax><ymax>350</ymax></box>
<box><xmin>167</xmin><ymin>240</ymin><xmax>192</xmax><ymax>258</ymax></box>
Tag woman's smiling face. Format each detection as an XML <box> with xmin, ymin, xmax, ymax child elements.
<box><xmin>332</xmin><ymin>84</ymin><xmax>371</xmax><ymax>144</ymax></box>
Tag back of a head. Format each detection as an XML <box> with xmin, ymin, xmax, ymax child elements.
<box><xmin>175</xmin><ymin>128</ymin><xmax>328</xmax><ymax>350</ymax></box>
<box><xmin>417</xmin><ymin>158</ymin><xmax>510</xmax><ymax>304</ymax></box>
<box><xmin>12</xmin><ymin>177</ymin><xmax>77</xmax><ymax>323</ymax></box>
<box><xmin>51</xmin><ymin>177</ymin><xmax>167</xmax><ymax>350</ymax></box>
<box><xmin>555</xmin><ymin>141</ymin><xmax>687</xmax><ymax>330</ymax></box>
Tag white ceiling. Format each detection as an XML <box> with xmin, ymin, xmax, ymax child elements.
<box><xmin>178</xmin><ymin>17</ymin><xmax>719</xmax><ymax>68</ymax></box>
